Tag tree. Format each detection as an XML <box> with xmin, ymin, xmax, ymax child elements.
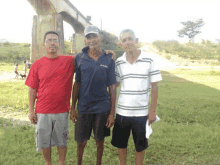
<box><xmin>178</xmin><ymin>18</ymin><xmax>205</xmax><ymax>42</ymax></box>
<box><xmin>100</xmin><ymin>30</ymin><xmax>124</xmax><ymax>59</ymax></box>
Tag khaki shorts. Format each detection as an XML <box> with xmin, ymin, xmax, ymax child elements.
<box><xmin>35</xmin><ymin>112</ymin><xmax>69</xmax><ymax>152</ymax></box>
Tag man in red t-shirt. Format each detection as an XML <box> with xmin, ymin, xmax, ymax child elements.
<box><xmin>25</xmin><ymin>31</ymin><xmax>75</xmax><ymax>165</ymax></box>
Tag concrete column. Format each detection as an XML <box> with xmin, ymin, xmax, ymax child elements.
<box><xmin>31</xmin><ymin>13</ymin><xmax>65</xmax><ymax>63</ymax></box>
<box><xmin>31</xmin><ymin>15</ymin><xmax>38</xmax><ymax>62</ymax></box>
<box><xmin>71</xmin><ymin>33</ymin><xmax>76</xmax><ymax>54</ymax></box>
<box><xmin>72</xmin><ymin>33</ymin><xmax>85</xmax><ymax>53</ymax></box>
<box><xmin>56</xmin><ymin>14</ymin><xmax>65</xmax><ymax>55</ymax></box>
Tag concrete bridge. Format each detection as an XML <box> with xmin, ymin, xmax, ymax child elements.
<box><xmin>27</xmin><ymin>0</ymin><xmax>92</xmax><ymax>62</ymax></box>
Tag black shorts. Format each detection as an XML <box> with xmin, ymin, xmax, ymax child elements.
<box><xmin>75</xmin><ymin>111</ymin><xmax>110</xmax><ymax>143</ymax></box>
<box><xmin>111</xmin><ymin>114</ymin><xmax>148</xmax><ymax>152</ymax></box>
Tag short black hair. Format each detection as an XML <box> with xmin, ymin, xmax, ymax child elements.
<box><xmin>43</xmin><ymin>31</ymin><xmax>59</xmax><ymax>42</ymax></box>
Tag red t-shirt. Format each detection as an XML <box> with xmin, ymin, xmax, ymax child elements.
<box><xmin>25</xmin><ymin>55</ymin><xmax>75</xmax><ymax>114</ymax></box>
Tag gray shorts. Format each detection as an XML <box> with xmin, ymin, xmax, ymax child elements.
<box><xmin>35</xmin><ymin>112</ymin><xmax>69</xmax><ymax>152</ymax></box>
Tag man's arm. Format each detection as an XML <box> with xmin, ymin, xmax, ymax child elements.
<box><xmin>29</xmin><ymin>87</ymin><xmax>37</xmax><ymax>124</ymax></box>
<box><xmin>109</xmin><ymin>84</ymin><xmax>116</xmax><ymax>116</ymax></box>
<box><xmin>70</xmin><ymin>81</ymin><xmax>80</xmax><ymax>123</ymax></box>
<box><xmin>148</xmin><ymin>82</ymin><xmax>158</xmax><ymax>125</ymax></box>
<box><xmin>115</xmin><ymin>82</ymin><xmax>120</xmax><ymax>88</ymax></box>
<box><xmin>106</xmin><ymin>84</ymin><xmax>116</xmax><ymax>128</ymax></box>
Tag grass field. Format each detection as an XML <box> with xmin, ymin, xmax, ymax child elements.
<box><xmin>0</xmin><ymin>64</ymin><xmax>220</xmax><ymax>164</ymax></box>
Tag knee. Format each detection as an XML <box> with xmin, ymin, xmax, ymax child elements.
<box><xmin>96</xmin><ymin>140</ymin><xmax>104</xmax><ymax>148</ymax></box>
<box><xmin>135</xmin><ymin>150</ymin><xmax>145</xmax><ymax>155</ymax></box>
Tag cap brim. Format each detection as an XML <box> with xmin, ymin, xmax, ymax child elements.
<box><xmin>85</xmin><ymin>32</ymin><xmax>99</xmax><ymax>37</ymax></box>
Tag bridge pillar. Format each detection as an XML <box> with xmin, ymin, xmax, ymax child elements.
<box><xmin>31</xmin><ymin>13</ymin><xmax>65</xmax><ymax>62</ymax></box>
<box><xmin>72</xmin><ymin>33</ymin><xmax>85</xmax><ymax>54</ymax></box>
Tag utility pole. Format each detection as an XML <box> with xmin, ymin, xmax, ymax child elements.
<box><xmin>101</xmin><ymin>19</ymin><xmax>102</xmax><ymax>31</ymax></box>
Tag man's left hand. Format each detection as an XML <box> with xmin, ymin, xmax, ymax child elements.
<box><xmin>148</xmin><ymin>110</ymin><xmax>156</xmax><ymax>126</ymax></box>
<box><xmin>106</xmin><ymin>114</ymin><xmax>115</xmax><ymax>128</ymax></box>
<box><xmin>105</xmin><ymin>50</ymin><xmax>116</xmax><ymax>60</ymax></box>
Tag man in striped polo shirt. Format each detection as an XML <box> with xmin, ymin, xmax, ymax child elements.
<box><xmin>111</xmin><ymin>29</ymin><xmax>162</xmax><ymax>165</ymax></box>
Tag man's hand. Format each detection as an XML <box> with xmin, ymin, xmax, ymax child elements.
<box><xmin>70</xmin><ymin>109</ymin><xmax>77</xmax><ymax>123</ymax></box>
<box><xmin>106</xmin><ymin>114</ymin><xmax>115</xmax><ymax>128</ymax></box>
<box><xmin>105</xmin><ymin>50</ymin><xmax>116</xmax><ymax>60</ymax></box>
<box><xmin>29</xmin><ymin>111</ymin><xmax>37</xmax><ymax>125</ymax></box>
<box><xmin>148</xmin><ymin>110</ymin><xmax>156</xmax><ymax>126</ymax></box>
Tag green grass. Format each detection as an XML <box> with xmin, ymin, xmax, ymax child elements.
<box><xmin>0</xmin><ymin>62</ymin><xmax>26</xmax><ymax>74</ymax></box>
<box><xmin>0</xmin><ymin>68</ymin><xmax>220</xmax><ymax>164</ymax></box>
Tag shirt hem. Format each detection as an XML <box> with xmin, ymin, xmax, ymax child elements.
<box><xmin>36</xmin><ymin>109</ymin><xmax>69</xmax><ymax>114</ymax></box>
<box><xmin>116</xmin><ymin>111</ymin><xmax>148</xmax><ymax>117</ymax></box>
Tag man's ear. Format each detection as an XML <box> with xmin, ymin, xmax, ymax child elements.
<box><xmin>43</xmin><ymin>42</ymin><xmax>45</xmax><ymax>47</ymax></box>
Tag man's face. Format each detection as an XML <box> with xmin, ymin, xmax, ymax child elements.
<box><xmin>43</xmin><ymin>33</ymin><xmax>59</xmax><ymax>53</ymax></box>
<box><xmin>120</xmin><ymin>32</ymin><xmax>137</xmax><ymax>51</ymax></box>
<box><xmin>84</xmin><ymin>33</ymin><xmax>102</xmax><ymax>49</ymax></box>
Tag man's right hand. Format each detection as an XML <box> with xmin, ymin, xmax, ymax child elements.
<box><xmin>29</xmin><ymin>111</ymin><xmax>37</xmax><ymax>125</ymax></box>
<box><xmin>70</xmin><ymin>109</ymin><xmax>77</xmax><ymax>123</ymax></box>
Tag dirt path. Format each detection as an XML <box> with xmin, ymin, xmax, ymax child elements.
<box><xmin>0</xmin><ymin>108</ymin><xmax>32</xmax><ymax>127</ymax></box>
<box><xmin>0</xmin><ymin>72</ymin><xmax>30</xmax><ymax>127</ymax></box>
<box><xmin>0</xmin><ymin>72</ymin><xmax>16</xmax><ymax>81</ymax></box>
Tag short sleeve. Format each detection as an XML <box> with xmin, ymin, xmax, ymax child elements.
<box><xmin>106</xmin><ymin>59</ymin><xmax>116</xmax><ymax>87</ymax></box>
<box><xmin>74</xmin><ymin>56</ymin><xmax>81</xmax><ymax>83</ymax></box>
<box><xmin>115</xmin><ymin>65</ymin><xmax>121</xmax><ymax>83</ymax></box>
<box><xmin>25</xmin><ymin>63</ymin><xmax>39</xmax><ymax>89</ymax></box>
<box><xmin>149</xmin><ymin>56</ymin><xmax>162</xmax><ymax>83</ymax></box>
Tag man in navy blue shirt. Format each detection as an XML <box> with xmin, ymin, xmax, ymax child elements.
<box><xmin>70</xmin><ymin>25</ymin><xmax>116</xmax><ymax>165</ymax></box>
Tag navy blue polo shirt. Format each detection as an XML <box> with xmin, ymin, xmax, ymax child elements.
<box><xmin>75</xmin><ymin>46</ymin><xmax>116</xmax><ymax>114</ymax></box>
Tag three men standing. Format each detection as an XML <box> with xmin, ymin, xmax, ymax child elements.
<box><xmin>26</xmin><ymin>26</ymin><xmax>161</xmax><ymax>165</ymax></box>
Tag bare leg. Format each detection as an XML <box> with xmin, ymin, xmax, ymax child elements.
<box><xmin>41</xmin><ymin>148</ymin><xmax>51</xmax><ymax>165</ymax></box>
<box><xmin>77</xmin><ymin>141</ymin><xmax>87</xmax><ymax>165</ymax></box>
<box><xmin>96</xmin><ymin>139</ymin><xmax>104</xmax><ymax>165</ymax></box>
<box><xmin>135</xmin><ymin>150</ymin><xmax>145</xmax><ymax>165</ymax></box>
<box><xmin>118</xmin><ymin>148</ymin><xmax>127</xmax><ymax>165</ymax></box>
<box><xmin>57</xmin><ymin>146</ymin><xmax>67</xmax><ymax>165</ymax></box>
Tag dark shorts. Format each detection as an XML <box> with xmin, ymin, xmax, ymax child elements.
<box><xmin>75</xmin><ymin>111</ymin><xmax>110</xmax><ymax>143</ymax></box>
<box><xmin>111</xmin><ymin>114</ymin><xmax>148</xmax><ymax>152</ymax></box>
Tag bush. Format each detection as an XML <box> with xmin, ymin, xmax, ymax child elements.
<box><xmin>152</xmin><ymin>40</ymin><xmax>220</xmax><ymax>60</ymax></box>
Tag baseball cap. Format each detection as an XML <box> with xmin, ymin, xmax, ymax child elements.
<box><xmin>84</xmin><ymin>25</ymin><xmax>100</xmax><ymax>37</ymax></box>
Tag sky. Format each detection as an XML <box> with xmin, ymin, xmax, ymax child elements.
<box><xmin>0</xmin><ymin>0</ymin><xmax>220</xmax><ymax>43</ymax></box>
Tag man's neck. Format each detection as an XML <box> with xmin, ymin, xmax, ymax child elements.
<box><xmin>126</xmin><ymin>49</ymin><xmax>141</xmax><ymax>61</ymax></box>
<box><xmin>88</xmin><ymin>48</ymin><xmax>103</xmax><ymax>57</ymax></box>
<box><xmin>46</xmin><ymin>52</ymin><xmax>58</xmax><ymax>58</ymax></box>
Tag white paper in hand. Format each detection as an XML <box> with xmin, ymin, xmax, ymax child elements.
<box><xmin>146</xmin><ymin>115</ymin><xmax>160</xmax><ymax>139</ymax></box>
